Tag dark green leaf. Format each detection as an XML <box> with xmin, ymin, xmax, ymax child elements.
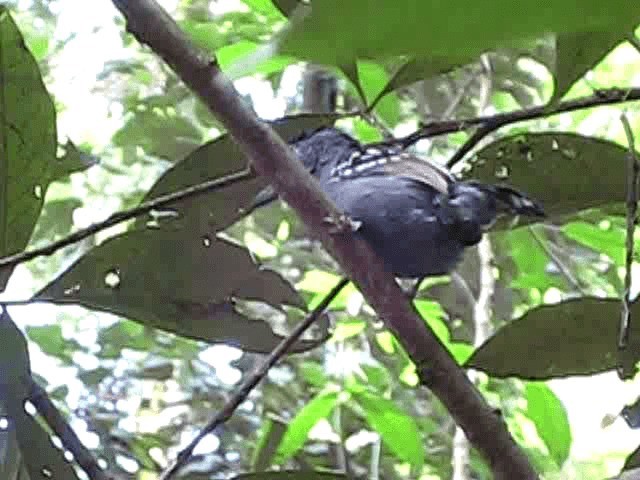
<box><xmin>34</xmin><ymin>228</ymin><xmax>325</xmax><ymax>354</ymax></box>
<box><xmin>551</xmin><ymin>32</ymin><xmax>623</xmax><ymax>103</ymax></box>
<box><xmin>136</xmin><ymin>114</ymin><xmax>337</xmax><ymax>232</ymax></box>
<box><xmin>0</xmin><ymin>9</ymin><xmax>58</xmax><ymax>289</ymax></box>
<box><xmin>465</xmin><ymin>297</ymin><xmax>640</xmax><ymax>378</ymax></box>
<box><xmin>468</xmin><ymin>132</ymin><xmax>633</xmax><ymax>220</ymax></box>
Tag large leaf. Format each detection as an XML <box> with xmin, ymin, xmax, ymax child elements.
<box><xmin>136</xmin><ymin>114</ymin><xmax>337</xmax><ymax>232</ymax></box>
<box><xmin>34</xmin><ymin>227</ymin><xmax>328</xmax><ymax>354</ymax></box>
<box><xmin>465</xmin><ymin>297</ymin><xmax>640</xmax><ymax>379</ymax></box>
<box><xmin>466</xmin><ymin>132</ymin><xmax>632</xmax><ymax>219</ymax></box>
<box><xmin>0</xmin><ymin>312</ymin><xmax>79</xmax><ymax>479</ymax></box>
<box><xmin>278</xmin><ymin>1</ymin><xmax>640</xmax><ymax>65</ymax></box>
<box><xmin>524</xmin><ymin>383</ymin><xmax>572</xmax><ymax>467</ymax></box>
<box><xmin>0</xmin><ymin>9</ymin><xmax>58</xmax><ymax>289</ymax></box>
<box><xmin>550</xmin><ymin>31</ymin><xmax>624</xmax><ymax>103</ymax></box>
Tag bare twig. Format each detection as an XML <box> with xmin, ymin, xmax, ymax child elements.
<box><xmin>28</xmin><ymin>380</ymin><xmax>113</xmax><ymax>480</ymax></box>
<box><xmin>371</xmin><ymin>87</ymin><xmax>640</xmax><ymax>159</ymax></box>
<box><xmin>618</xmin><ymin>112</ymin><xmax>639</xmax><ymax>379</ymax></box>
<box><xmin>0</xmin><ymin>168</ymin><xmax>252</xmax><ymax>272</ymax></box>
<box><xmin>159</xmin><ymin>277</ymin><xmax>349</xmax><ymax>480</ymax></box>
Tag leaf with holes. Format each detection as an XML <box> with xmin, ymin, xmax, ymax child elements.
<box><xmin>34</xmin><ymin>228</ymin><xmax>327</xmax><ymax>354</ymax></box>
<box><xmin>466</xmin><ymin>132</ymin><xmax>632</xmax><ymax>220</ymax></box>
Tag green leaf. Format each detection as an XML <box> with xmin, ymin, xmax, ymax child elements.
<box><xmin>465</xmin><ymin>297</ymin><xmax>640</xmax><ymax>378</ymax></box>
<box><xmin>275</xmin><ymin>389</ymin><xmax>340</xmax><ymax>462</ymax></box>
<box><xmin>52</xmin><ymin>140</ymin><xmax>99</xmax><ymax>181</ymax></box>
<box><xmin>0</xmin><ymin>9</ymin><xmax>59</xmax><ymax>289</ymax></box>
<box><xmin>524</xmin><ymin>382</ymin><xmax>572</xmax><ymax>467</ymax></box>
<box><xmin>375</xmin><ymin>56</ymin><xmax>466</xmax><ymax>103</ymax></box>
<box><xmin>279</xmin><ymin>1</ymin><xmax>640</xmax><ymax>65</ymax></box>
<box><xmin>25</xmin><ymin>324</ymin><xmax>82</xmax><ymax>364</ymax></box>
<box><xmin>251</xmin><ymin>416</ymin><xmax>288</xmax><ymax>471</ymax></box>
<box><xmin>562</xmin><ymin>221</ymin><xmax>625</xmax><ymax>265</ymax></box>
<box><xmin>551</xmin><ymin>31</ymin><xmax>623</xmax><ymax>103</ymax></box>
<box><xmin>351</xmin><ymin>390</ymin><xmax>424</xmax><ymax>470</ymax></box>
<box><xmin>356</xmin><ymin>61</ymin><xmax>400</xmax><ymax>126</ymax></box>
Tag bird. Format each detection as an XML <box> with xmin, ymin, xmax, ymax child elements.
<box><xmin>249</xmin><ymin>127</ymin><xmax>544</xmax><ymax>278</ymax></box>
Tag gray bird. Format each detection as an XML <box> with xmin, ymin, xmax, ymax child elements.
<box><xmin>251</xmin><ymin>127</ymin><xmax>544</xmax><ymax>278</ymax></box>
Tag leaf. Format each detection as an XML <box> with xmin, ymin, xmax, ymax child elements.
<box><xmin>374</xmin><ymin>56</ymin><xmax>466</xmax><ymax>104</ymax></box>
<box><xmin>467</xmin><ymin>132</ymin><xmax>633</xmax><ymax>219</ymax></box>
<box><xmin>562</xmin><ymin>221</ymin><xmax>625</xmax><ymax>265</ymax></box>
<box><xmin>351</xmin><ymin>390</ymin><xmax>424</xmax><ymax>470</ymax></box>
<box><xmin>465</xmin><ymin>297</ymin><xmax>640</xmax><ymax>379</ymax></box>
<box><xmin>216</xmin><ymin>41</ymin><xmax>296</xmax><ymax>78</ymax></box>
<box><xmin>0</xmin><ymin>9</ymin><xmax>59</xmax><ymax>289</ymax></box>
<box><xmin>136</xmin><ymin>114</ymin><xmax>337</xmax><ymax>232</ymax></box>
<box><xmin>0</xmin><ymin>312</ymin><xmax>78</xmax><ymax>479</ymax></box>
<box><xmin>623</xmin><ymin>445</ymin><xmax>640</xmax><ymax>471</ymax></box>
<box><xmin>275</xmin><ymin>390</ymin><xmax>340</xmax><ymax>462</ymax></box>
<box><xmin>278</xmin><ymin>1</ymin><xmax>640</xmax><ymax>65</ymax></box>
<box><xmin>524</xmin><ymin>383</ymin><xmax>572</xmax><ymax>467</ymax></box>
<box><xmin>251</xmin><ymin>416</ymin><xmax>288</xmax><ymax>471</ymax></box>
<box><xmin>356</xmin><ymin>61</ymin><xmax>400</xmax><ymax>126</ymax></box>
<box><xmin>34</xmin><ymin>228</ymin><xmax>327</xmax><ymax>354</ymax></box>
<box><xmin>112</xmin><ymin>108</ymin><xmax>202</xmax><ymax>161</ymax></box>
<box><xmin>550</xmin><ymin>31</ymin><xmax>623</xmax><ymax>103</ymax></box>
<box><xmin>25</xmin><ymin>324</ymin><xmax>82</xmax><ymax>364</ymax></box>
<box><xmin>52</xmin><ymin>140</ymin><xmax>99</xmax><ymax>181</ymax></box>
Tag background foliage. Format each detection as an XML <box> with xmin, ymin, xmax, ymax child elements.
<box><xmin>1</xmin><ymin>1</ymin><xmax>640</xmax><ymax>479</ymax></box>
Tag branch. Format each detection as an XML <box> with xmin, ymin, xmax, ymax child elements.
<box><xmin>109</xmin><ymin>1</ymin><xmax>538</xmax><ymax>478</ymax></box>
<box><xmin>0</xmin><ymin>168</ymin><xmax>252</xmax><ymax>272</ymax></box>
<box><xmin>28</xmin><ymin>380</ymin><xmax>113</xmax><ymax>480</ymax></box>
<box><xmin>160</xmin><ymin>277</ymin><xmax>349</xmax><ymax>480</ymax></box>
<box><xmin>372</xmin><ymin>87</ymin><xmax>640</xmax><ymax>162</ymax></box>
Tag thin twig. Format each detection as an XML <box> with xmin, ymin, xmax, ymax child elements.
<box><xmin>159</xmin><ymin>277</ymin><xmax>350</xmax><ymax>480</ymax></box>
<box><xmin>618</xmin><ymin>112</ymin><xmax>639</xmax><ymax>379</ymax></box>
<box><xmin>380</xmin><ymin>87</ymin><xmax>640</xmax><ymax>157</ymax></box>
<box><xmin>529</xmin><ymin>226</ymin><xmax>587</xmax><ymax>294</ymax></box>
<box><xmin>0</xmin><ymin>168</ymin><xmax>253</xmax><ymax>272</ymax></box>
<box><xmin>28</xmin><ymin>380</ymin><xmax>113</xmax><ymax>480</ymax></box>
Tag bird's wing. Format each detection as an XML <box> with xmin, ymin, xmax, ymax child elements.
<box><xmin>330</xmin><ymin>148</ymin><xmax>454</xmax><ymax>195</ymax></box>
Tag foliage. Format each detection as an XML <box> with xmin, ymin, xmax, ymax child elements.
<box><xmin>0</xmin><ymin>1</ymin><xmax>639</xmax><ymax>479</ymax></box>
